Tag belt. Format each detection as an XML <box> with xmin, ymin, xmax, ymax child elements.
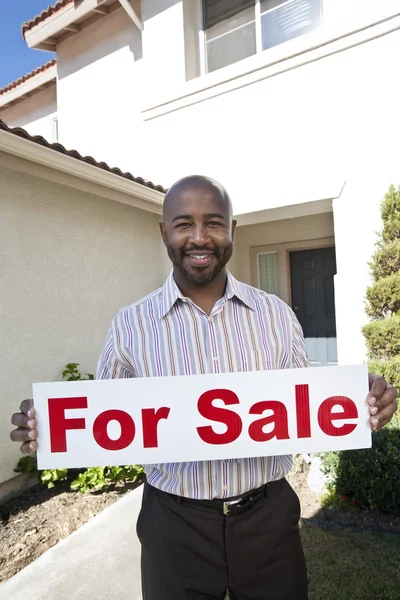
<box><xmin>180</xmin><ymin>481</ymin><xmax>275</xmax><ymax>516</ymax></box>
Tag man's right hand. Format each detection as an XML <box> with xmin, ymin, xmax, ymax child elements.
<box><xmin>10</xmin><ymin>399</ymin><xmax>38</xmax><ymax>454</ymax></box>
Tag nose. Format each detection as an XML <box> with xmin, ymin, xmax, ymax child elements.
<box><xmin>190</xmin><ymin>224</ymin><xmax>208</xmax><ymax>245</ymax></box>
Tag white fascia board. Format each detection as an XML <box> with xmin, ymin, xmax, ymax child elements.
<box><xmin>0</xmin><ymin>66</ymin><xmax>57</xmax><ymax>108</ymax></box>
<box><xmin>0</xmin><ymin>129</ymin><xmax>165</xmax><ymax>211</ymax></box>
<box><xmin>24</xmin><ymin>0</ymin><xmax>110</xmax><ymax>49</ymax></box>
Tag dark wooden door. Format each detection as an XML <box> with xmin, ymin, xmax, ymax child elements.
<box><xmin>290</xmin><ymin>247</ymin><xmax>337</xmax><ymax>364</ymax></box>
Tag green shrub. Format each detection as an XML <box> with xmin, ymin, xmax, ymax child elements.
<box><xmin>380</xmin><ymin>183</ymin><xmax>400</xmax><ymax>242</ymax></box>
<box><xmin>322</xmin><ymin>184</ymin><xmax>400</xmax><ymax>514</ymax></box>
<box><xmin>370</xmin><ymin>240</ymin><xmax>400</xmax><ymax>281</ymax></box>
<box><xmin>15</xmin><ymin>362</ymin><xmax>143</xmax><ymax>494</ymax></box>
<box><xmin>62</xmin><ymin>362</ymin><xmax>94</xmax><ymax>381</ymax></box>
<box><xmin>321</xmin><ymin>428</ymin><xmax>400</xmax><ymax>513</ymax></box>
<box><xmin>365</xmin><ymin>272</ymin><xmax>400</xmax><ymax>318</ymax></box>
<box><xmin>70</xmin><ymin>465</ymin><xmax>143</xmax><ymax>494</ymax></box>
<box><xmin>362</xmin><ymin>316</ymin><xmax>400</xmax><ymax>359</ymax></box>
<box><xmin>368</xmin><ymin>356</ymin><xmax>400</xmax><ymax>397</ymax></box>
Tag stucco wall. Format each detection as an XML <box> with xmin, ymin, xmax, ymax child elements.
<box><xmin>56</xmin><ymin>6</ymin><xmax>145</xmax><ymax>171</ymax></box>
<box><xmin>139</xmin><ymin>24</ymin><xmax>400</xmax><ymax>213</ymax></box>
<box><xmin>0</xmin><ymin>162</ymin><xmax>169</xmax><ymax>489</ymax></box>
<box><xmin>0</xmin><ymin>85</ymin><xmax>57</xmax><ymax>141</ymax></box>
<box><xmin>232</xmin><ymin>212</ymin><xmax>334</xmax><ymax>285</ymax></box>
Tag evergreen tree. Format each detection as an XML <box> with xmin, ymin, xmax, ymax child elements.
<box><xmin>363</xmin><ymin>184</ymin><xmax>400</xmax><ymax>424</ymax></box>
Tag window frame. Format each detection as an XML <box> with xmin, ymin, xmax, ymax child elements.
<box><xmin>52</xmin><ymin>116</ymin><xmax>59</xmax><ymax>143</ymax></box>
<box><xmin>257</xmin><ymin>249</ymin><xmax>280</xmax><ymax>297</ymax></box>
<box><xmin>201</xmin><ymin>0</ymin><xmax>322</xmax><ymax>75</ymax></box>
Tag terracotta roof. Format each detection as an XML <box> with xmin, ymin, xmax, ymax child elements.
<box><xmin>0</xmin><ymin>120</ymin><xmax>166</xmax><ymax>193</ymax></box>
<box><xmin>0</xmin><ymin>59</ymin><xmax>56</xmax><ymax>96</ymax></box>
<box><xmin>22</xmin><ymin>0</ymin><xmax>74</xmax><ymax>36</ymax></box>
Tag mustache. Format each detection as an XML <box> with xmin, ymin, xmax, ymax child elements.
<box><xmin>182</xmin><ymin>244</ymin><xmax>218</xmax><ymax>253</ymax></box>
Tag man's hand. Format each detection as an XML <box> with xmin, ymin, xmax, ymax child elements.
<box><xmin>368</xmin><ymin>373</ymin><xmax>398</xmax><ymax>431</ymax></box>
<box><xmin>10</xmin><ymin>399</ymin><xmax>38</xmax><ymax>454</ymax></box>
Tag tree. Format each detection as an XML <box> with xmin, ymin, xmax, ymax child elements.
<box><xmin>362</xmin><ymin>183</ymin><xmax>400</xmax><ymax>425</ymax></box>
<box><xmin>319</xmin><ymin>193</ymin><xmax>400</xmax><ymax>513</ymax></box>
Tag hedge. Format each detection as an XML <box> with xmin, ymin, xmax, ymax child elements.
<box><xmin>321</xmin><ymin>427</ymin><xmax>400</xmax><ymax>513</ymax></box>
<box><xmin>362</xmin><ymin>316</ymin><xmax>400</xmax><ymax>360</ymax></box>
<box><xmin>365</xmin><ymin>272</ymin><xmax>400</xmax><ymax>318</ymax></box>
<box><xmin>369</xmin><ymin>240</ymin><xmax>400</xmax><ymax>281</ymax></box>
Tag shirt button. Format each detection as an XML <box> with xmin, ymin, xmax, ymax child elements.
<box><xmin>213</xmin><ymin>356</ymin><xmax>218</xmax><ymax>362</ymax></box>
<box><xmin>222</xmin><ymin>485</ymin><xmax>228</xmax><ymax>491</ymax></box>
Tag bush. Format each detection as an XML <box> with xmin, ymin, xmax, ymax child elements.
<box><xmin>368</xmin><ymin>355</ymin><xmax>400</xmax><ymax>398</ymax></box>
<box><xmin>365</xmin><ymin>272</ymin><xmax>400</xmax><ymax>318</ymax></box>
<box><xmin>380</xmin><ymin>183</ymin><xmax>400</xmax><ymax>242</ymax></box>
<box><xmin>321</xmin><ymin>428</ymin><xmax>400</xmax><ymax>513</ymax></box>
<box><xmin>70</xmin><ymin>465</ymin><xmax>143</xmax><ymax>494</ymax></box>
<box><xmin>370</xmin><ymin>240</ymin><xmax>400</xmax><ymax>280</ymax></box>
<box><xmin>15</xmin><ymin>362</ymin><xmax>144</xmax><ymax>493</ymax></box>
<box><xmin>322</xmin><ymin>184</ymin><xmax>400</xmax><ymax>514</ymax></box>
<box><xmin>362</xmin><ymin>316</ymin><xmax>400</xmax><ymax>360</ymax></box>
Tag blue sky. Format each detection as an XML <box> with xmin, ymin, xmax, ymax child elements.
<box><xmin>0</xmin><ymin>1</ymin><xmax>56</xmax><ymax>88</ymax></box>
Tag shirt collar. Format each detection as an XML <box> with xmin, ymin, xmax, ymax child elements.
<box><xmin>159</xmin><ymin>270</ymin><xmax>256</xmax><ymax>319</ymax></box>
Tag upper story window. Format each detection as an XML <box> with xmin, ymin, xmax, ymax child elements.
<box><xmin>203</xmin><ymin>0</ymin><xmax>323</xmax><ymax>73</ymax></box>
<box><xmin>52</xmin><ymin>117</ymin><xmax>59</xmax><ymax>143</ymax></box>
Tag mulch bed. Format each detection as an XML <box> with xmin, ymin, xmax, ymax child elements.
<box><xmin>0</xmin><ymin>463</ymin><xmax>398</xmax><ymax>583</ymax></box>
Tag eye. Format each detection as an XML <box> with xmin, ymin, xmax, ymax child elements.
<box><xmin>208</xmin><ymin>221</ymin><xmax>222</xmax><ymax>227</ymax></box>
<box><xmin>175</xmin><ymin>222</ymin><xmax>191</xmax><ymax>229</ymax></box>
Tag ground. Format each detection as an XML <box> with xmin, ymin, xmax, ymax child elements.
<box><xmin>0</xmin><ymin>462</ymin><xmax>399</xmax><ymax>584</ymax></box>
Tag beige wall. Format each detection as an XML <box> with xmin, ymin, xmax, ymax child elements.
<box><xmin>0</xmin><ymin>162</ymin><xmax>169</xmax><ymax>490</ymax></box>
<box><xmin>231</xmin><ymin>213</ymin><xmax>335</xmax><ymax>303</ymax></box>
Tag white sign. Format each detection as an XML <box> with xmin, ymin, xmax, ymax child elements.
<box><xmin>34</xmin><ymin>364</ymin><xmax>371</xmax><ymax>470</ymax></box>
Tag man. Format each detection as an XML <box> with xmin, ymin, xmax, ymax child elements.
<box><xmin>10</xmin><ymin>176</ymin><xmax>398</xmax><ymax>600</ymax></box>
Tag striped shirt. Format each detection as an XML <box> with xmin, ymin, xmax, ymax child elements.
<box><xmin>96</xmin><ymin>271</ymin><xmax>309</xmax><ymax>500</ymax></box>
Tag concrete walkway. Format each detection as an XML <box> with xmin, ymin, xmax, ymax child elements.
<box><xmin>0</xmin><ymin>486</ymin><xmax>144</xmax><ymax>600</ymax></box>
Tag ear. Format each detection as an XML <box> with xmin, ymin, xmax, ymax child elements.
<box><xmin>159</xmin><ymin>221</ymin><xmax>168</xmax><ymax>247</ymax></box>
<box><xmin>231</xmin><ymin>220</ymin><xmax>237</xmax><ymax>240</ymax></box>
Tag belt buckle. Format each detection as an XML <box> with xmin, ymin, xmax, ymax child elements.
<box><xmin>222</xmin><ymin>498</ymin><xmax>242</xmax><ymax>515</ymax></box>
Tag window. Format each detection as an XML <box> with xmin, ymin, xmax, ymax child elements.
<box><xmin>258</xmin><ymin>251</ymin><xmax>280</xmax><ymax>296</ymax></box>
<box><xmin>52</xmin><ymin>117</ymin><xmax>59</xmax><ymax>143</ymax></box>
<box><xmin>203</xmin><ymin>0</ymin><xmax>323</xmax><ymax>73</ymax></box>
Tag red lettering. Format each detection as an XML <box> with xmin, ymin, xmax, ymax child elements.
<box><xmin>318</xmin><ymin>396</ymin><xmax>358</xmax><ymax>436</ymax></box>
<box><xmin>93</xmin><ymin>410</ymin><xmax>135</xmax><ymax>450</ymax></box>
<box><xmin>142</xmin><ymin>407</ymin><xmax>171</xmax><ymax>448</ymax></box>
<box><xmin>295</xmin><ymin>384</ymin><xmax>311</xmax><ymax>438</ymax></box>
<box><xmin>197</xmin><ymin>389</ymin><xmax>242</xmax><ymax>444</ymax></box>
<box><xmin>48</xmin><ymin>397</ymin><xmax>87</xmax><ymax>453</ymax></box>
<box><xmin>248</xmin><ymin>401</ymin><xmax>289</xmax><ymax>442</ymax></box>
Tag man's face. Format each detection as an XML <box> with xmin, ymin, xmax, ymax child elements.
<box><xmin>160</xmin><ymin>183</ymin><xmax>236</xmax><ymax>286</ymax></box>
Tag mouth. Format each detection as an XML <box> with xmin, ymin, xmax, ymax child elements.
<box><xmin>185</xmin><ymin>252</ymin><xmax>215</xmax><ymax>268</ymax></box>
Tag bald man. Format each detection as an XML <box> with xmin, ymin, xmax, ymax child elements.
<box><xmin>10</xmin><ymin>175</ymin><xmax>398</xmax><ymax>600</ymax></box>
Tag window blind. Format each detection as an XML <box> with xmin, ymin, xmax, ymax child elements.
<box><xmin>258</xmin><ymin>251</ymin><xmax>280</xmax><ymax>296</ymax></box>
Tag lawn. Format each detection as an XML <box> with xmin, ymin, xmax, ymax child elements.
<box><xmin>301</xmin><ymin>521</ymin><xmax>400</xmax><ymax>600</ymax></box>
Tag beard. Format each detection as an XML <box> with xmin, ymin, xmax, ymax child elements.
<box><xmin>166</xmin><ymin>242</ymin><xmax>233</xmax><ymax>285</ymax></box>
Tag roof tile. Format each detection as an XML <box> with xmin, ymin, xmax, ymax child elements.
<box><xmin>22</xmin><ymin>0</ymin><xmax>74</xmax><ymax>36</ymax></box>
<box><xmin>0</xmin><ymin>120</ymin><xmax>166</xmax><ymax>193</ymax></box>
<box><xmin>0</xmin><ymin>59</ymin><xmax>56</xmax><ymax>96</ymax></box>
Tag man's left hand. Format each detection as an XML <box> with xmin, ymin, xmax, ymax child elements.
<box><xmin>368</xmin><ymin>373</ymin><xmax>398</xmax><ymax>431</ymax></box>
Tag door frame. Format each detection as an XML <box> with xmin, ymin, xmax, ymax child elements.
<box><xmin>250</xmin><ymin>236</ymin><xmax>335</xmax><ymax>307</ymax></box>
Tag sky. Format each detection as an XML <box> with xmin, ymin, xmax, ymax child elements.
<box><xmin>0</xmin><ymin>1</ymin><xmax>56</xmax><ymax>88</ymax></box>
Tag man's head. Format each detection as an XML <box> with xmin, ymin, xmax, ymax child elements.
<box><xmin>160</xmin><ymin>175</ymin><xmax>236</xmax><ymax>287</ymax></box>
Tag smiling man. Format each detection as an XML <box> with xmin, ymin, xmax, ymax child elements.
<box><xmin>10</xmin><ymin>175</ymin><xmax>398</xmax><ymax>600</ymax></box>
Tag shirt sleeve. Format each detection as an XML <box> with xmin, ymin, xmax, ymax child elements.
<box><xmin>290</xmin><ymin>310</ymin><xmax>310</xmax><ymax>369</ymax></box>
<box><xmin>96</xmin><ymin>320</ymin><xmax>136</xmax><ymax>380</ymax></box>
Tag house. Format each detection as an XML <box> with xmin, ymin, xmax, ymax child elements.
<box><xmin>1</xmin><ymin>0</ymin><xmax>400</xmax><ymax>498</ymax></box>
<box><xmin>0</xmin><ymin>119</ymin><xmax>169</xmax><ymax>499</ymax></box>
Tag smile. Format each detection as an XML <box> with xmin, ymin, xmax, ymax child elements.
<box><xmin>185</xmin><ymin>253</ymin><xmax>215</xmax><ymax>267</ymax></box>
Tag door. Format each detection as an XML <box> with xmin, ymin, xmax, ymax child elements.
<box><xmin>290</xmin><ymin>247</ymin><xmax>337</xmax><ymax>366</ymax></box>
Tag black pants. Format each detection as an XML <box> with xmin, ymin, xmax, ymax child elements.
<box><xmin>136</xmin><ymin>478</ymin><xmax>308</xmax><ymax>600</ymax></box>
